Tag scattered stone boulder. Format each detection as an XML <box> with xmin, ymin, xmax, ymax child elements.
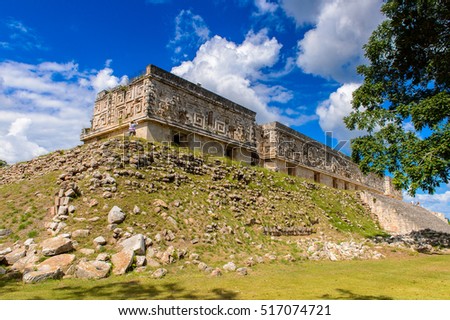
<box><xmin>119</xmin><ymin>234</ymin><xmax>145</xmax><ymax>255</ymax></box>
<box><xmin>152</xmin><ymin>268</ymin><xmax>167</xmax><ymax>279</ymax></box>
<box><xmin>93</xmin><ymin>236</ymin><xmax>107</xmax><ymax>246</ymax></box>
<box><xmin>0</xmin><ymin>229</ymin><xmax>12</xmax><ymax>238</ymax></box>
<box><xmin>72</xmin><ymin>229</ymin><xmax>90</xmax><ymax>238</ymax></box>
<box><xmin>0</xmin><ymin>247</ymin><xmax>12</xmax><ymax>256</ymax></box>
<box><xmin>223</xmin><ymin>262</ymin><xmax>237</xmax><ymax>272</ymax></box>
<box><xmin>111</xmin><ymin>250</ymin><xmax>134</xmax><ymax>275</ymax></box>
<box><xmin>211</xmin><ymin>268</ymin><xmax>222</xmax><ymax>277</ymax></box>
<box><xmin>38</xmin><ymin>254</ymin><xmax>75</xmax><ymax>274</ymax></box>
<box><xmin>75</xmin><ymin>260</ymin><xmax>111</xmax><ymax>279</ymax></box>
<box><xmin>41</xmin><ymin>236</ymin><xmax>74</xmax><ymax>256</ymax></box>
<box><xmin>96</xmin><ymin>253</ymin><xmax>110</xmax><ymax>262</ymax></box>
<box><xmin>198</xmin><ymin>262</ymin><xmax>208</xmax><ymax>271</ymax></box>
<box><xmin>108</xmin><ymin>206</ymin><xmax>126</xmax><ymax>224</ymax></box>
<box><xmin>79</xmin><ymin>248</ymin><xmax>95</xmax><ymax>256</ymax></box>
<box><xmin>5</xmin><ymin>248</ymin><xmax>26</xmax><ymax>265</ymax></box>
<box><xmin>236</xmin><ymin>267</ymin><xmax>248</xmax><ymax>276</ymax></box>
<box><xmin>11</xmin><ymin>254</ymin><xmax>39</xmax><ymax>273</ymax></box>
<box><xmin>23</xmin><ymin>266</ymin><xmax>63</xmax><ymax>284</ymax></box>
<box><xmin>136</xmin><ymin>256</ymin><xmax>146</xmax><ymax>267</ymax></box>
<box><xmin>161</xmin><ymin>246</ymin><xmax>175</xmax><ymax>265</ymax></box>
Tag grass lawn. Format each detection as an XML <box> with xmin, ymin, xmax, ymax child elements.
<box><xmin>1</xmin><ymin>254</ymin><xmax>449</xmax><ymax>300</ymax></box>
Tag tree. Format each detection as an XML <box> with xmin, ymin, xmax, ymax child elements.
<box><xmin>345</xmin><ymin>0</ymin><xmax>449</xmax><ymax>196</ymax></box>
<box><xmin>0</xmin><ymin>159</ymin><xmax>7</xmax><ymax>167</ymax></box>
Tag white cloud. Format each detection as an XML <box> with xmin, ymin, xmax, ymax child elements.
<box><xmin>168</xmin><ymin>10</ymin><xmax>211</xmax><ymax>61</ymax></box>
<box><xmin>316</xmin><ymin>83</ymin><xmax>366</xmax><ymax>144</ymax></box>
<box><xmin>254</xmin><ymin>0</ymin><xmax>279</xmax><ymax>14</ymax></box>
<box><xmin>0</xmin><ymin>118</ymin><xmax>48</xmax><ymax>163</ymax></box>
<box><xmin>295</xmin><ymin>0</ymin><xmax>384</xmax><ymax>83</ymax></box>
<box><xmin>0</xmin><ymin>60</ymin><xmax>127</xmax><ymax>163</ymax></box>
<box><xmin>280</xmin><ymin>0</ymin><xmax>327</xmax><ymax>26</ymax></box>
<box><xmin>403</xmin><ymin>190</ymin><xmax>450</xmax><ymax>220</ymax></box>
<box><xmin>171</xmin><ymin>29</ymin><xmax>313</xmax><ymax>124</ymax></box>
<box><xmin>1</xmin><ymin>18</ymin><xmax>45</xmax><ymax>51</ymax></box>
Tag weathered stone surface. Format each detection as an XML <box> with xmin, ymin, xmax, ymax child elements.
<box><xmin>23</xmin><ymin>266</ymin><xmax>63</xmax><ymax>284</ymax></box>
<box><xmin>93</xmin><ymin>236</ymin><xmax>107</xmax><ymax>246</ymax></box>
<box><xmin>0</xmin><ymin>229</ymin><xmax>12</xmax><ymax>238</ymax></box>
<box><xmin>24</xmin><ymin>238</ymin><xmax>35</xmax><ymax>247</ymax></box>
<box><xmin>108</xmin><ymin>206</ymin><xmax>126</xmax><ymax>224</ymax></box>
<box><xmin>223</xmin><ymin>262</ymin><xmax>236</xmax><ymax>272</ymax></box>
<box><xmin>211</xmin><ymin>268</ymin><xmax>222</xmax><ymax>277</ymax></box>
<box><xmin>152</xmin><ymin>268</ymin><xmax>167</xmax><ymax>279</ymax></box>
<box><xmin>72</xmin><ymin>229</ymin><xmax>90</xmax><ymax>238</ymax></box>
<box><xmin>79</xmin><ymin>248</ymin><xmax>95</xmax><ymax>256</ymax></box>
<box><xmin>0</xmin><ymin>247</ymin><xmax>12</xmax><ymax>256</ymax></box>
<box><xmin>5</xmin><ymin>248</ymin><xmax>26</xmax><ymax>265</ymax></box>
<box><xmin>161</xmin><ymin>246</ymin><xmax>175</xmax><ymax>265</ymax></box>
<box><xmin>198</xmin><ymin>262</ymin><xmax>208</xmax><ymax>271</ymax></box>
<box><xmin>146</xmin><ymin>258</ymin><xmax>161</xmax><ymax>268</ymax></box>
<box><xmin>41</xmin><ymin>237</ymin><xmax>74</xmax><ymax>256</ymax></box>
<box><xmin>236</xmin><ymin>267</ymin><xmax>248</xmax><ymax>276</ymax></box>
<box><xmin>38</xmin><ymin>254</ymin><xmax>75</xmax><ymax>274</ymax></box>
<box><xmin>11</xmin><ymin>254</ymin><xmax>39</xmax><ymax>273</ymax></box>
<box><xmin>135</xmin><ymin>256</ymin><xmax>146</xmax><ymax>267</ymax></box>
<box><xmin>0</xmin><ymin>266</ymin><xmax>6</xmax><ymax>275</ymax></box>
<box><xmin>119</xmin><ymin>234</ymin><xmax>145</xmax><ymax>255</ymax></box>
<box><xmin>153</xmin><ymin>199</ymin><xmax>168</xmax><ymax>209</ymax></box>
<box><xmin>75</xmin><ymin>260</ymin><xmax>111</xmax><ymax>279</ymax></box>
<box><xmin>96</xmin><ymin>253</ymin><xmax>110</xmax><ymax>261</ymax></box>
<box><xmin>111</xmin><ymin>250</ymin><xmax>134</xmax><ymax>275</ymax></box>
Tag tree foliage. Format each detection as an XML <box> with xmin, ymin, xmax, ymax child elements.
<box><xmin>345</xmin><ymin>0</ymin><xmax>450</xmax><ymax>195</ymax></box>
<box><xmin>0</xmin><ymin>159</ymin><xmax>7</xmax><ymax>167</ymax></box>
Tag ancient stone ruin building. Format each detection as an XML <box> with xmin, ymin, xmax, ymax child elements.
<box><xmin>81</xmin><ymin>64</ymin><xmax>401</xmax><ymax>199</ymax></box>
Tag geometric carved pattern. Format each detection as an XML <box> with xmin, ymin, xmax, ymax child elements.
<box><xmin>193</xmin><ymin>113</ymin><xmax>204</xmax><ymax>127</ymax></box>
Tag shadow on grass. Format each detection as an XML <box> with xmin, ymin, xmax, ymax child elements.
<box><xmin>0</xmin><ymin>277</ymin><xmax>239</xmax><ymax>300</ymax></box>
<box><xmin>321</xmin><ymin>289</ymin><xmax>393</xmax><ymax>300</ymax></box>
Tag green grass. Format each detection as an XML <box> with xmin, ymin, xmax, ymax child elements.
<box><xmin>1</xmin><ymin>255</ymin><xmax>449</xmax><ymax>300</ymax></box>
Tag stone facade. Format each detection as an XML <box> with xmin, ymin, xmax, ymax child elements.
<box><xmin>81</xmin><ymin>65</ymin><xmax>258</xmax><ymax>163</ymax></box>
<box><xmin>258</xmin><ymin>122</ymin><xmax>401</xmax><ymax>198</ymax></box>
<box><xmin>81</xmin><ymin>64</ymin><xmax>400</xmax><ymax>199</ymax></box>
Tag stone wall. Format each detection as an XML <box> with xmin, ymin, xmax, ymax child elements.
<box><xmin>81</xmin><ymin>64</ymin><xmax>402</xmax><ymax>197</ymax></box>
<box><xmin>258</xmin><ymin>122</ymin><xmax>401</xmax><ymax>198</ymax></box>
<box><xmin>81</xmin><ymin>65</ymin><xmax>258</xmax><ymax>161</ymax></box>
<box><xmin>359</xmin><ymin>191</ymin><xmax>450</xmax><ymax>234</ymax></box>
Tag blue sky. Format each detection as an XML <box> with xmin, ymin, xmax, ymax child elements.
<box><xmin>0</xmin><ymin>0</ymin><xmax>448</xmax><ymax>218</ymax></box>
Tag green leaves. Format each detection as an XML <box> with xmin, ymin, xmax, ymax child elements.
<box><xmin>345</xmin><ymin>0</ymin><xmax>449</xmax><ymax>195</ymax></box>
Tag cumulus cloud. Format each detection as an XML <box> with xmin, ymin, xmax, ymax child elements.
<box><xmin>296</xmin><ymin>0</ymin><xmax>384</xmax><ymax>83</ymax></box>
<box><xmin>280</xmin><ymin>0</ymin><xmax>327</xmax><ymax>26</ymax></box>
<box><xmin>168</xmin><ymin>10</ymin><xmax>211</xmax><ymax>61</ymax></box>
<box><xmin>171</xmin><ymin>29</ymin><xmax>313</xmax><ymax>124</ymax></box>
<box><xmin>254</xmin><ymin>0</ymin><xmax>279</xmax><ymax>14</ymax></box>
<box><xmin>0</xmin><ymin>60</ymin><xmax>127</xmax><ymax>163</ymax></box>
<box><xmin>403</xmin><ymin>190</ymin><xmax>450</xmax><ymax>219</ymax></box>
<box><xmin>316</xmin><ymin>83</ymin><xmax>366</xmax><ymax>144</ymax></box>
<box><xmin>0</xmin><ymin>118</ymin><xmax>48</xmax><ymax>163</ymax></box>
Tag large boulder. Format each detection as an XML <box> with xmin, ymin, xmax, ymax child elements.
<box><xmin>5</xmin><ymin>248</ymin><xmax>26</xmax><ymax>265</ymax></box>
<box><xmin>111</xmin><ymin>250</ymin><xmax>134</xmax><ymax>275</ymax></box>
<box><xmin>38</xmin><ymin>254</ymin><xmax>75</xmax><ymax>275</ymax></box>
<box><xmin>23</xmin><ymin>265</ymin><xmax>63</xmax><ymax>284</ymax></box>
<box><xmin>75</xmin><ymin>260</ymin><xmax>111</xmax><ymax>279</ymax></box>
<box><xmin>108</xmin><ymin>206</ymin><xmax>126</xmax><ymax>224</ymax></box>
<box><xmin>119</xmin><ymin>234</ymin><xmax>145</xmax><ymax>255</ymax></box>
<box><xmin>41</xmin><ymin>237</ymin><xmax>74</xmax><ymax>256</ymax></box>
<box><xmin>11</xmin><ymin>254</ymin><xmax>39</xmax><ymax>273</ymax></box>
